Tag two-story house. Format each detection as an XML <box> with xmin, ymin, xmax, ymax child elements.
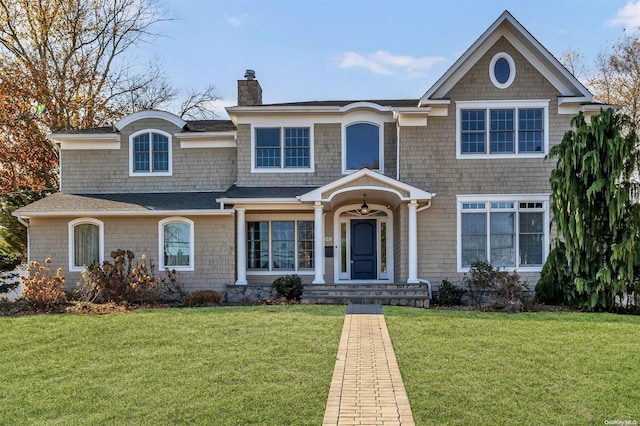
<box><xmin>14</xmin><ymin>11</ymin><xmax>603</xmax><ymax>299</ymax></box>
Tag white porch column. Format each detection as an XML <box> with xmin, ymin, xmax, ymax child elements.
<box><xmin>407</xmin><ymin>200</ymin><xmax>419</xmax><ymax>283</ymax></box>
<box><xmin>235</xmin><ymin>207</ymin><xmax>247</xmax><ymax>285</ymax></box>
<box><xmin>313</xmin><ymin>202</ymin><xmax>325</xmax><ymax>284</ymax></box>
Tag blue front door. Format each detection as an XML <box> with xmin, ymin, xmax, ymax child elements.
<box><xmin>351</xmin><ymin>219</ymin><xmax>377</xmax><ymax>280</ymax></box>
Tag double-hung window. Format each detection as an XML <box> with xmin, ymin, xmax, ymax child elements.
<box><xmin>457</xmin><ymin>101</ymin><xmax>548</xmax><ymax>157</ymax></box>
<box><xmin>247</xmin><ymin>220</ymin><xmax>314</xmax><ymax>272</ymax></box>
<box><xmin>254</xmin><ymin>127</ymin><xmax>312</xmax><ymax>171</ymax></box>
<box><xmin>130</xmin><ymin>129</ymin><xmax>172</xmax><ymax>175</ymax></box>
<box><xmin>458</xmin><ymin>197</ymin><xmax>547</xmax><ymax>271</ymax></box>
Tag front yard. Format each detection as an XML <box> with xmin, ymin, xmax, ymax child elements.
<box><xmin>0</xmin><ymin>305</ymin><xmax>345</xmax><ymax>425</ymax></box>
<box><xmin>2</xmin><ymin>305</ymin><xmax>639</xmax><ymax>425</ymax></box>
<box><xmin>385</xmin><ymin>308</ymin><xmax>640</xmax><ymax>425</ymax></box>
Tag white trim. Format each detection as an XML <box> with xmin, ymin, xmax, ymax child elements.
<box><xmin>48</xmin><ymin>133</ymin><xmax>121</xmax><ymax>150</ymax></box>
<box><xmin>58</xmin><ymin>140</ymin><xmax>121</xmax><ymax>150</ymax></box>
<box><xmin>115</xmin><ymin>110</ymin><xmax>186</xmax><ymax>131</ymax></box>
<box><xmin>489</xmin><ymin>52</ymin><xmax>516</xmax><ymax>89</ymax></box>
<box><xmin>456</xmin><ymin>100</ymin><xmax>550</xmax><ymax>159</ymax></box>
<box><xmin>68</xmin><ymin>218</ymin><xmax>104</xmax><ymax>272</ymax></box>
<box><xmin>158</xmin><ymin>217</ymin><xmax>194</xmax><ymax>272</ymax></box>
<box><xmin>455</xmin><ymin>194</ymin><xmax>550</xmax><ymax>273</ymax></box>
<box><xmin>342</xmin><ymin>121</ymin><xmax>384</xmax><ymax>175</ymax></box>
<box><xmin>177</xmin><ymin>131</ymin><xmax>237</xmax><ymax>149</ymax></box>
<box><xmin>339</xmin><ymin>102</ymin><xmax>392</xmax><ymax>113</ymax></box>
<box><xmin>129</xmin><ymin>129</ymin><xmax>173</xmax><ymax>177</ymax></box>
<box><xmin>251</xmin><ymin>124</ymin><xmax>315</xmax><ymax>173</ymax></box>
<box><xmin>230</xmin><ymin>110</ymin><xmax>396</xmax><ymax>126</ymax></box>
<box><xmin>313</xmin><ymin>203</ymin><xmax>325</xmax><ymax>283</ymax></box>
<box><xmin>235</xmin><ymin>208</ymin><xmax>247</xmax><ymax>285</ymax></box>
<box><xmin>407</xmin><ymin>201</ymin><xmax>418</xmax><ymax>283</ymax></box>
<box><xmin>300</xmin><ymin>168</ymin><xmax>434</xmax><ymax>202</ymax></box>
<box><xmin>180</xmin><ymin>140</ymin><xmax>237</xmax><ymax>149</ymax></box>
<box><xmin>332</xmin><ymin>203</ymin><xmax>394</xmax><ymax>283</ymax></box>
<box><xmin>16</xmin><ymin>209</ymin><xmax>234</xmax><ymax>218</ymax></box>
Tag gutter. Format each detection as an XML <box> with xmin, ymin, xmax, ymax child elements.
<box><xmin>417</xmin><ymin>200</ymin><xmax>432</xmax><ymax>213</ymax></box>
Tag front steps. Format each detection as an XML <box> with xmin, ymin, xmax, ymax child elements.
<box><xmin>301</xmin><ymin>283</ymin><xmax>430</xmax><ymax>308</ymax></box>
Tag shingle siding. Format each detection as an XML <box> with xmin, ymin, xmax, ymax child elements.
<box><xmin>402</xmin><ymin>38</ymin><xmax>568</xmax><ymax>287</ymax></box>
<box><xmin>61</xmin><ymin>118</ymin><xmax>236</xmax><ymax>193</ymax></box>
<box><xmin>235</xmin><ymin>122</ymin><xmax>397</xmax><ymax>186</ymax></box>
<box><xmin>28</xmin><ymin>215</ymin><xmax>235</xmax><ymax>293</ymax></box>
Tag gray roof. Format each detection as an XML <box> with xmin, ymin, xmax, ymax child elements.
<box><xmin>15</xmin><ymin>192</ymin><xmax>224</xmax><ymax>216</ymax></box>
<box><xmin>184</xmin><ymin>120</ymin><xmax>236</xmax><ymax>132</ymax></box>
<box><xmin>261</xmin><ymin>99</ymin><xmax>420</xmax><ymax>108</ymax></box>
<box><xmin>63</xmin><ymin>126</ymin><xmax>116</xmax><ymax>134</ymax></box>
<box><xmin>57</xmin><ymin>120</ymin><xmax>237</xmax><ymax>135</ymax></box>
<box><xmin>220</xmin><ymin>185</ymin><xmax>317</xmax><ymax>199</ymax></box>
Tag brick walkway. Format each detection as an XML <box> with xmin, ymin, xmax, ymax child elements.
<box><xmin>323</xmin><ymin>304</ymin><xmax>415</xmax><ymax>426</ymax></box>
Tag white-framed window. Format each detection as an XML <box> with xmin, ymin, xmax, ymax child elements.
<box><xmin>456</xmin><ymin>100</ymin><xmax>549</xmax><ymax>158</ymax></box>
<box><xmin>159</xmin><ymin>217</ymin><xmax>194</xmax><ymax>271</ymax></box>
<box><xmin>247</xmin><ymin>220</ymin><xmax>314</xmax><ymax>273</ymax></box>
<box><xmin>68</xmin><ymin>218</ymin><xmax>104</xmax><ymax>272</ymax></box>
<box><xmin>489</xmin><ymin>52</ymin><xmax>516</xmax><ymax>89</ymax></box>
<box><xmin>252</xmin><ymin>126</ymin><xmax>314</xmax><ymax>172</ymax></box>
<box><xmin>342</xmin><ymin>122</ymin><xmax>383</xmax><ymax>174</ymax></box>
<box><xmin>456</xmin><ymin>195</ymin><xmax>549</xmax><ymax>272</ymax></box>
<box><xmin>129</xmin><ymin>129</ymin><xmax>172</xmax><ymax>176</ymax></box>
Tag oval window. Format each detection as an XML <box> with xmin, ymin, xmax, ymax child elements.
<box><xmin>494</xmin><ymin>58</ymin><xmax>510</xmax><ymax>84</ymax></box>
<box><xmin>489</xmin><ymin>52</ymin><xmax>515</xmax><ymax>89</ymax></box>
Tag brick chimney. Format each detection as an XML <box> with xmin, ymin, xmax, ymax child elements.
<box><xmin>237</xmin><ymin>69</ymin><xmax>262</xmax><ymax>106</ymax></box>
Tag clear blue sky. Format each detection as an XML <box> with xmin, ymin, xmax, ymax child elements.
<box><xmin>141</xmin><ymin>0</ymin><xmax>640</xmax><ymax>118</ymax></box>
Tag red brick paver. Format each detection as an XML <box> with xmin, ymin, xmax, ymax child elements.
<box><xmin>323</xmin><ymin>310</ymin><xmax>415</xmax><ymax>426</ymax></box>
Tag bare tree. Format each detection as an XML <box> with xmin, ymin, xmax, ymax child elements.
<box><xmin>176</xmin><ymin>85</ymin><xmax>221</xmax><ymax>120</ymax></box>
<box><xmin>559</xmin><ymin>49</ymin><xmax>587</xmax><ymax>80</ymax></box>
<box><xmin>0</xmin><ymin>0</ymin><xmax>220</xmax><ymax>258</ymax></box>
<box><xmin>589</xmin><ymin>31</ymin><xmax>640</xmax><ymax>127</ymax></box>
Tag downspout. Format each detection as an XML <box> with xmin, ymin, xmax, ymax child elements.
<box><xmin>396</xmin><ymin>121</ymin><xmax>400</xmax><ymax>180</ymax></box>
<box><xmin>15</xmin><ymin>216</ymin><xmax>30</xmax><ymax>262</ymax></box>
<box><xmin>415</xmin><ymin>200</ymin><xmax>432</xmax><ymax>298</ymax></box>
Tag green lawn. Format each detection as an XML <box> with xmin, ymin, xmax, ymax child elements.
<box><xmin>4</xmin><ymin>305</ymin><xmax>639</xmax><ymax>425</ymax></box>
<box><xmin>385</xmin><ymin>308</ymin><xmax>640</xmax><ymax>425</ymax></box>
<box><xmin>0</xmin><ymin>305</ymin><xmax>345</xmax><ymax>425</ymax></box>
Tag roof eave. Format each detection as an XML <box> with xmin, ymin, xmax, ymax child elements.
<box><xmin>13</xmin><ymin>209</ymin><xmax>234</xmax><ymax>218</ymax></box>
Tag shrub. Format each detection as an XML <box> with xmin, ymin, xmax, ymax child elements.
<box><xmin>464</xmin><ymin>261</ymin><xmax>532</xmax><ymax>310</ymax></box>
<box><xmin>183</xmin><ymin>290</ymin><xmax>222</xmax><ymax>306</ymax></box>
<box><xmin>0</xmin><ymin>250</ymin><xmax>19</xmax><ymax>271</ymax></box>
<box><xmin>76</xmin><ymin>250</ymin><xmax>182</xmax><ymax>304</ymax></box>
<box><xmin>434</xmin><ymin>279</ymin><xmax>463</xmax><ymax>306</ymax></box>
<box><xmin>21</xmin><ymin>259</ymin><xmax>66</xmax><ymax>309</ymax></box>
<box><xmin>0</xmin><ymin>270</ymin><xmax>20</xmax><ymax>294</ymax></box>
<box><xmin>535</xmin><ymin>243</ymin><xmax>576</xmax><ymax>305</ymax></box>
<box><xmin>273</xmin><ymin>274</ymin><xmax>303</xmax><ymax>301</ymax></box>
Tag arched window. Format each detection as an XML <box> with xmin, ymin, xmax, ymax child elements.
<box><xmin>345</xmin><ymin>123</ymin><xmax>380</xmax><ymax>172</ymax></box>
<box><xmin>159</xmin><ymin>217</ymin><xmax>194</xmax><ymax>271</ymax></box>
<box><xmin>129</xmin><ymin>129</ymin><xmax>172</xmax><ymax>175</ymax></box>
<box><xmin>68</xmin><ymin>218</ymin><xmax>104</xmax><ymax>271</ymax></box>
